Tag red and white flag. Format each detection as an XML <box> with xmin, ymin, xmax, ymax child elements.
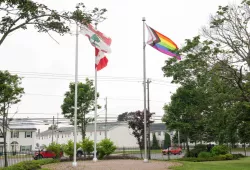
<box><xmin>95</xmin><ymin>48</ymin><xmax>108</xmax><ymax>71</ymax></box>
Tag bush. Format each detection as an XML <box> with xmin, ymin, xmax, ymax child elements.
<box><xmin>232</xmin><ymin>153</ymin><xmax>245</xmax><ymax>159</ymax></box>
<box><xmin>187</xmin><ymin>144</ymin><xmax>207</xmax><ymax>157</ymax></box>
<box><xmin>46</xmin><ymin>142</ymin><xmax>62</xmax><ymax>158</ymax></box>
<box><xmin>225</xmin><ymin>153</ymin><xmax>233</xmax><ymax>160</ymax></box>
<box><xmin>0</xmin><ymin>159</ymin><xmax>59</xmax><ymax>170</ymax></box>
<box><xmin>82</xmin><ymin>138</ymin><xmax>94</xmax><ymax>155</ymax></box>
<box><xmin>211</xmin><ymin>145</ymin><xmax>228</xmax><ymax>156</ymax></box>
<box><xmin>198</xmin><ymin>152</ymin><xmax>212</xmax><ymax>158</ymax></box>
<box><xmin>62</xmin><ymin>140</ymin><xmax>74</xmax><ymax>160</ymax></box>
<box><xmin>97</xmin><ymin>139</ymin><xmax>116</xmax><ymax>159</ymax></box>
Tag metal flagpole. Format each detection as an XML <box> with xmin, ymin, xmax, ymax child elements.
<box><xmin>72</xmin><ymin>22</ymin><xmax>79</xmax><ymax>167</ymax></box>
<box><xmin>93</xmin><ymin>22</ymin><xmax>98</xmax><ymax>162</ymax></box>
<box><xmin>142</xmin><ymin>17</ymin><xmax>148</xmax><ymax>163</ymax></box>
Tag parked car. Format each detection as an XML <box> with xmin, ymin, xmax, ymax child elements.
<box><xmin>162</xmin><ymin>147</ymin><xmax>182</xmax><ymax>155</ymax></box>
<box><xmin>76</xmin><ymin>147</ymin><xmax>98</xmax><ymax>157</ymax></box>
<box><xmin>33</xmin><ymin>149</ymin><xmax>63</xmax><ymax>160</ymax></box>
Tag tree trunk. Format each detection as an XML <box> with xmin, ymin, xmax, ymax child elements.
<box><xmin>185</xmin><ymin>134</ymin><xmax>190</xmax><ymax>157</ymax></box>
<box><xmin>3</xmin><ymin>108</ymin><xmax>8</xmax><ymax>167</ymax></box>
<box><xmin>244</xmin><ymin>142</ymin><xmax>247</xmax><ymax>157</ymax></box>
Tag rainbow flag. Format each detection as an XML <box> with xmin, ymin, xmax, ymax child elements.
<box><xmin>146</xmin><ymin>24</ymin><xmax>181</xmax><ymax>60</ymax></box>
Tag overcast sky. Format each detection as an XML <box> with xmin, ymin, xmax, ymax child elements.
<box><xmin>0</xmin><ymin>0</ymin><xmax>241</xmax><ymax>130</ymax></box>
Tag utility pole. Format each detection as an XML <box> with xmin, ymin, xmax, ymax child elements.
<box><xmin>146</xmin><ymin>78</ymin><xmax>152</xmax><ymax>159</ymax></box>
<box><xmin>56</xmin><ymin>113</ymin><xmax>59</xmax><ymax>143</ymax></box>
<box><xmin>105</xmin><ymin>97</ymin><xmax>107</xmax><ymax>139</ymax></box>
<box><xmin>52</xmin><ymin>116</ymin><xmax>54</xmax><ymax>143</ymax></box>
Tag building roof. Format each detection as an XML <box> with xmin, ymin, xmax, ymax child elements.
<box><xmin>40</xmin><ymin>122</ymin><xmax>127</xmax><ymax>136</ymax></box>
<box><xmin>150</xmin><ymin>123</ymin><xmax>167</xmax><ymax>132</ymax></box>
<box><xmin>39</xmin><ymin>122</ymin><xmax>168</xmax><ymax>136</ymax></box>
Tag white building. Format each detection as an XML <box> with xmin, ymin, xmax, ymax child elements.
<box><xmin>37</xmin><ymin>122</ymin><xmax>172</xmax><ymax>148</ymax></box>
<box><xmin>0</xmin><ymin>124</ymin><xmax>37</xmax><ymax>152</ymax></box>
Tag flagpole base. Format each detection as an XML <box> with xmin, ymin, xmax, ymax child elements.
<box><xmin>143</xmin><ymin>159</ymin><xmax>149</xmax><ymax>163</ymax></box>
<box><xmin>93</xmin><ymin>157</ymin><xmax>98</xmax><ymax>162</ymax></box>
<box><xmin>72</xmin><ymin>162</ymin><xmax>77</xmax><ymax>167</ymax></box>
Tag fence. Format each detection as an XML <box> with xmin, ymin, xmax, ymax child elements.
<box><xmin>0</xmin><ymin>151</ymin><xmax>34</xmax><ymax>167</ymax></box>
<box><xmin>114</xmin><ymin>147</ymin><xmax>184</xmax><ymax>160</ymax></box>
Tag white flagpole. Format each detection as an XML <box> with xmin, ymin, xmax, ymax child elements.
<box><xmin>72</xmin><ymin>22</ymin><xmax>79</xmax><ymax>167</ymax></box>
<box><xmin>93</xmin><ymin>22</ymin><xmax>98</xmax><ymax>162</ymax></box>
<box><xmin>142</xmin><ymin>17</ymin><xmax>148</xmax><ymax>163</ymax></box>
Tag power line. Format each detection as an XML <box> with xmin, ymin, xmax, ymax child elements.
<box><xmin>2</xmin><ymin>70</ymin><xmax>178</xmax><ymax>85</ymax></box>
<box><xmin>23</xmin><ymin>93</ymin><xmax>167</xmax><ymax>103</ymax></box>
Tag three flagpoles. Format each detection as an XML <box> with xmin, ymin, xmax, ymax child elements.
<box><xmin>72</xmin><ymin>16</ymin><xmax>150</xmax><ymax>166</ymax></box>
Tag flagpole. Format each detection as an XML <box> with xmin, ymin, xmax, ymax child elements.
<box><xmin>72</xmin><ymin>22</ymin><xmax>79</xmax><ymax>167</ymax></box>
<box><xmin>142</xmin><ymin>17</ymin><xmax>148</xmax><ymax>163</ymax></box>
<box><xmin>93</xmin><ymin>22</ymin><xmax>98</xmax><ymax>162</ymax></box>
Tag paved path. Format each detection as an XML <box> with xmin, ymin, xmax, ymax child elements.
<box><xmin>43</xmin><ymin>160</ymin><xmax>181</xmax><ymax>170</ymax></box>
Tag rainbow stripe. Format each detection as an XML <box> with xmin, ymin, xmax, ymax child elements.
<box><xmin>146</xmin><ymin>25</ymin><xmax>181</xmax><ymax>60</ymax></box>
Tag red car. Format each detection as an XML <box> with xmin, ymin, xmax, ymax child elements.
<box><xmin>162</xmin><ymin>147</ymin><xmax>182</xmax><ymax>155</ymax></box>
<box><xmin>33</xmin><ymin>149</ymin><xmax>63</xmax><ymax>160</ymax></box>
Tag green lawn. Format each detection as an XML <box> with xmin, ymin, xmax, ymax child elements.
<box><xmin>170</xmin><ymin>157</ymin><xmax>250</xmax><ymax>170</ymax></box>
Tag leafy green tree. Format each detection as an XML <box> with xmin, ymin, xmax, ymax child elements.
<box><xmin>97</xmin><ymin>139</ymin><xmax>116</xmax><ymax>159</ymax></box>
<box><xmin>46</xmin><ymin>142</ymin><xmax>62</xmax><ymax>159</ymax></box>
<box><xmin>81</xmin><ymin>138</ymin><xmax>94</xmax><ymax>157</ymax></box>
<box><xmin>151</xmin><ymin>133</ymin><xmax>160</xmax><ymax>149</ymax></box>
<box><xmin>62</xmin><ymin>140</ymin><xmax>81</xmax><ymax>160</ymax></box>
<box><xmin>127</xmin><ymin>110</ymin><xmax>154</xmax><ymax>158</ymax></box>
<box><xmin>0</xmin><ymin>0</ymin><xmax>107</xmax><ymax>46</ymax></box>
<box><xmin>61</xmin><ymin>79</ymin><xmax>100</xmax><ymax>141</ymax></box>
<box><xmin>163</xmin><ymin>133</ymin><xmax>171</xmax><ymax>149</ymax></box>
<box><xmin>238</xmin><ymin>121</ymin><xmax>250</xmax><ymax>156</ymax></box>
<box><xmin>0</xmin><ymin>71</ymin><xmax>24</xmax><ymax>167</ymax></box>
<box><xmin>117</xmin><ymin>112</ymin><xmax>129</xmax><ymax>121</ymax></box>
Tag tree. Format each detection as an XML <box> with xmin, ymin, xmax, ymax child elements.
<box><xmin>97</xmin><ymin>139</ymin><xmax>116</xmax><ymax>159</ymax></box>
<box><xmin>127</xmin><ymin>110</ymin><xmax>154</xmax><ymax>158</ymax></box>
<box><xmin>46</xmin><ymin>142</ymin><xmax>62</xmax><ymax>159</ymax></box>
<box><xmin>81</xmin><ymin>138</ymin><xmax>94</xmax><ymax>157</ymax></box>
<box><xmin>151</xmin><ymin>133</ymin><xmax>160</xmax><ymax>149</ymax></box>
<box><xmin>163</xmin><ymin>133</ymin><xmax>171</xmax><ymax>149</ymax></box>
<box><xmin>48</xmin><ymin>124</ymin><xmax>58</xmax><ymax>130</ymax></box>
<box><xmin>0</xmin><ymin>0</ymin><xmax>107</xmax><ymax>46</ymax></box>
<box><xmin>117</xmin><ymin>112</ymin><xmax>129</xmax><ymax>121</ymax></box>
<box><xmin>61</xmin><ymin>79</ymin><xmax>100</xmax><ymax>141</ymax></box>
<box><xmin>0</xmin><ymin>71</ymin><xmax>24</xmax><ymax>167</ymax></box>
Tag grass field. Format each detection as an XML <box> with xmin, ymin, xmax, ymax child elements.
<box><xmin>170</xmin><ymin>157</ymin><xmax>250</xmax><ymax>170</ymax></box>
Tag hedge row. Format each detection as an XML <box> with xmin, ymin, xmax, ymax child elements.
<box><xmin>0</xmin><ymin>158</ymin><xmax>59</xmax><ymax>170</ymax></box>
<box><xmin>179</xmin><ymin>153</ymin><xmax>245</xmax><ymax>162</ymax></box>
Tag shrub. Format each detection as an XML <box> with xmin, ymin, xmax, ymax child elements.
<box><xmin>225</xmin><ymin>153</ymin><xmax>233</xmax><ymax>160</ymax></box>
<box><xmin>82</xmin><ymin>138</ymin><xmax>94</xmax><ymax>155</ymax></box>
<box><xmin>187</xmin><ymin>144</ymin><xmax>207</xmax><ymax>157</ymax></box>
<box><xmin>46</xmin><ymin>142</ymin><xmax>62</xmax><ymax>158</ymax></box>
<box><xmin>62</xmin><ymin>140</ymin><xmax>74</xmax><ymax>160</ymax></box>
<box><xmin>211</xmin><ymin>145</ymin><xmax>228</xmax><ymax>156</ymax></box>
<box><xmin>97</xmin><ymin>139</ymin><xmax>116</xmax><ymax>159</ymax></box>
<box><xmin>232</xmin><ymin>153</ymin><xmax>245</xmax><ymax>159</ymax></box>
<box><xmin>198</xmin><ymin>152</ymin><xmax>212</xmax><ymax>158</ymax></box>
<box><xmin>0</xmin><ymin>159</ymin><xmax>59</xmax><ymax>170</ymax></box>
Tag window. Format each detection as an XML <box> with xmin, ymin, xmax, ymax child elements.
<box><xmin>20</xmin><ymin>145</ymin><xmax>32</xmax><ymax>152</ymax></box>
<box><xmin>11</xmin><ymin>131</ymin><xmax>19</xmax><ymax>138</ymax></box>
<box><xmin>158</xmin><ymin>132</ymin><xmax>161</xmax><ymax>136</ymax></box>
<box><xmin>25</xmin><ymin>131</ymin><xmax>32</xmax><ymax>138</ymax></box>
<box><xmin>0</xmin><ymin>129</ymin><xmax>3</xmax><ymax>138</ymax></box>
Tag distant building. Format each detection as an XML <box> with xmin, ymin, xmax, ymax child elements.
<box><xmin>0</xmin><ymin>124</ymin><xmax>37</xmax><ymax>152</ymax></box>
<box><xmin>37</xmin><ymin>122</ymin><xmax>172</xmax><ymax>148</ymax></box>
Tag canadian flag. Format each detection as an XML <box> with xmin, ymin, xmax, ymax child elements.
<box><xmin>95</xmin><ymin>48</ymin><xmax>108</xmax><ymax>71</ymax></box>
